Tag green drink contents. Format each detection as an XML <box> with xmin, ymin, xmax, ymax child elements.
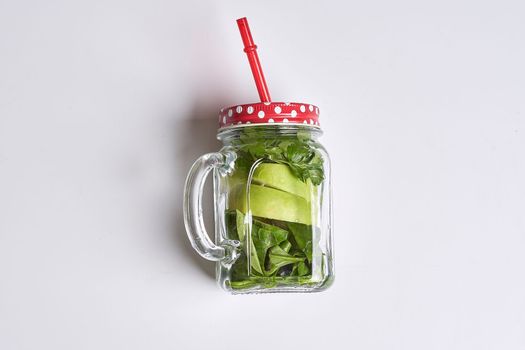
<box><xmin>224</xmin><ymin>128</ymin><xmax>325</xmax><ymax>290</ymax></box>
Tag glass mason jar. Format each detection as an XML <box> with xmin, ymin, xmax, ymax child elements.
<box><xmin>184</xmin><ymin>102</ymin><xmax>334</xmax><ymax>294</ymax></box>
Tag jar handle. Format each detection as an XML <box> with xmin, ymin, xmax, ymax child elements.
<box><xmin>183</xmin><ymin>152</ymin><xmax>239</xmax><ymax>263</ymax></box>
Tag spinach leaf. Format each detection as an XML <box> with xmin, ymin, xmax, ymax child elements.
<box><xmin>225</xmin><ymin>210</ymin><xmax>239</xmax><ymax>240</ymax></box>
<box><xmin>296</xmin><ymin>261</ymin><xmax>310</xmax><ymax>276</ymax></box>
<box><xmin>232</xmin><ymin>210</ymin><xmax>289</xmax><ymax>276</ymax></box>
<box><xmin>279</xmin><ymin>240</ymin><xmax>292</xmax><ymax>252</ymax></box>
<box><xmin>251</xmin><ymin>219</ymin><xmax>288</xmax><ymax>271</ymax></box>
<box><xmin>287</xmin><ymin>222</ymin><xmax>313</xmax><ymax>263</ymax></box>
<box><xmin>226</xmin><ymin>210</ymin><xmax>314</xmax><ymax>288</ymax></box>
<box><xmin>266</xmin><ymin>244</ymin><xmax>305</xmax><ymax>276</ymax></box>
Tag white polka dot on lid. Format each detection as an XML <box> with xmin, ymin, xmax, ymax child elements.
<box><xmin>246</xmin><ymin>121</ymin><xmax>251</xmax><ymax>124</ymax></box>
<box><xmin>283</xmin><ymin>118</ymin><xmax>289</xmax><ymax>123</ymax></box>
<box><xmin>310</xmin><ymin>119</ymin><xmax>314</xmax><ymax>125</ymax></box>
<box><xmin>274</xmin><ymin>106</ymin><xmax>282</xmax><ymax>114</ymax></box>
<box><xmin>315</xmin><ymin>107</ymin><xmax>319</xmax><ymax>115</ymax></box>
<box><xmin>309</xmin><ymin>105</ymin><xmax>313</xmax><ymax>112</ymax></box>
<box><xmin>263</xmin><ymin>102</ymin><xmax>271</xmax><ymax>105</ymax></box>
<box><xmin>236</xmin><ymin>106</ymin><xmax>243</xmax><ymax>113</ymax></box>
<box><xmin>303</xmin><ymin>120</ymin><xmax>307</xmax><ymax>124</ymax></box>
<box><xmin>237</xmin><ymin>121</ymin><xmax>242</xmax><ymax>125</ymax></box>
<box><xmin>222</xmin><ymin>116</ymin><xmax>226</xmax><ymax>124</ymax></box>
<box><xmin>247</xmin><ymin>106</ymin><xmax>254</xmax><ymax>114</ymax></box>
<box><xmin>291</xmin><ymin>110</ymin><xmax>297</xmax><ymax>118</ymax></box>
<box><xmin>268</xmin><ymin>118</ymin><xmax>275</xmax><ymax>123</ymax></box>
<box><xmin>300</xmin><ymin>105</ymin><xmax>306</xmax><ymax>113</ymax></box>
<box><xmin>228</xmin><ymin>109</ymin><xmax>233</xmax><ymax>117</ymax></box>
<box><xmin>258</xmin><ymin>111</ymin><xmax>265</xmax><ymax>118</ymax></box>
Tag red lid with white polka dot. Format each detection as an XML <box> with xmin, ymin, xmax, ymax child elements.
<box><xmin>219</xmin><ymin>102</ymin><xmax>320</xmax><ymax>129</ymax></box>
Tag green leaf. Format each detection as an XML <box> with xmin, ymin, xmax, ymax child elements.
<box><xmin>266</xmin><ymin>244</ymin><xmax>305</xmax><ymax>276</ymax></box>
<box><xmin>303</xmin><ymin>241</ymin><xmax>313</xmax><ymax>264</ymax></box>
<box><xmin>225</xmin><ymin>210</ymin><xmax>239</xmax><ymax>240</ymax></box>
<box><xmin>287</xmin><ymin>222</ymin><xmax>313</xmax><ymax>263</ymax></box>
<box><xmin>286</xmin><ymin>143</ymin><xmax>310</xmax><ymax>164</ymax></box>
<box><xmin>297</xmin><ymin>261</ymin><xmax>310</xmax><ymax>276</ymax></box>
<box><xmin>280</xmin><ymin>240</ymin><xmax>292</xmax><ymax>252</ymax></box>
<box><xmin>251</xmin><ymin>219</ymin><xmax>288</xmax><ymax>270</ymax></box>
<box><xmin>235</xmin><ymin>210</ymin><xmax>245</xmax><ymax>241</ymax></box>
<box><xmin>233</xmin><ymin>211</ymin><xmax>290</xmax><ymax>276</ymax></box>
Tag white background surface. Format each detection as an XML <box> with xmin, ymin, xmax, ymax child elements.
<box><xmin>1</xmin><ymin>0</ymin><xmax>524</xmax><ymax>349</ymax></box>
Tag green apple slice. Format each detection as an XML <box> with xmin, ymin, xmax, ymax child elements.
<box><xmin>228</xmin><ymin>184</ymin><xmax>312</xmax><ymax>225</ymax></box>
<box><xmin>251</xmin><ymin>163</ymin><xmax>310</xmax><ymax>200</ymax></box>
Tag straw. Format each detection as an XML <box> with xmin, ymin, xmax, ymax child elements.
<box><xmin>236</xmin><ymin>17</ymin><xmax>272</xmax><ymax>102</ymax></box>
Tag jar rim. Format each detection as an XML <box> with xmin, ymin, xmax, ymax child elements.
<box><xmin>217</xmin><ymin>124</ymin><xmax>323</xmax><ymax>141</ymax></box>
